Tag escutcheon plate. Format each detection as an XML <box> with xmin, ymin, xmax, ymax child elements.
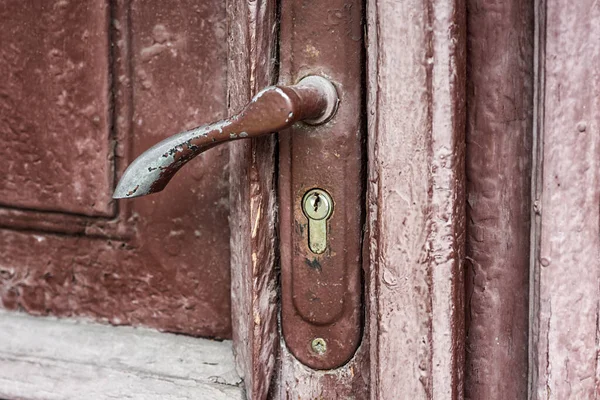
<box><xmin>278</xmin><ymin>0</ymin><xmax>365</xmax><ymax>370</ymax></box>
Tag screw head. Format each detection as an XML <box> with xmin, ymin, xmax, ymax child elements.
<box><xmin>311</xmin><ymin>338</ymin><xmax>327</xmax><ymax>355</ymax></box>
<box><xmin>302</xmin><ymin>189</ymin><xmax>333</xmax><ymax>220</ymax></box>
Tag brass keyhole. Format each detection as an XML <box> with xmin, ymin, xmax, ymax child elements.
<box><xmin>302</xmin><ymin>189</ymin><xmax>333</xmax><ymax>254</ymax></box>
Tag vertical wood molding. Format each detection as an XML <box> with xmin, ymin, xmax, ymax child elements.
<box><xmin>530</xmin><ymin>0</ymin><xmax>600</xmax><ymax>398</ymax></box>
<box><xmin>366</xmin><ymin>0</ymin><xmax>467</xmax><ymax>398</ymax></box>
<box><xmin>227</xmin><ymin>1</ymin><xmax>279</xmax><ymax>398</ymax></box>
<box><xmin>464</xmin><ymin>1</ymin><xmax>534</xmax><ymax>398</ymax></box>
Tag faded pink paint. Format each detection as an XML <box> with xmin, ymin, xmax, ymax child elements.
<box><xmin>366</xmin><ymin>0</ymin><xmax>467</xmax><ymax>398</ymax></box>
<box><xmin>531</xmin><ymin>0</ymin><xmax>600</xmax><ymax>398</ymax></box>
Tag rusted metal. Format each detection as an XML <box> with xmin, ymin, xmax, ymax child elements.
<box><xmin>113</xmin><ymin>76</ymin><xmax>337</xmax><ymax>199</ymax></box>
<box><xmin>277</xmin><ymin>0</ymin><xmax>365</xmax><ymax>372</ymax></box>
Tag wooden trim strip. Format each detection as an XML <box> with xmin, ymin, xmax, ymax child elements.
<box><xmin>366</xmin><ymin>0</ymin><xmax>467</xmax><ymax>398</ymax></box>
<box><xmin>464</xmin><ymin>0</ymin><xmax>534</xmax><ymax>398</ymax></box>
<box><xmin>227</xmin><ymin>0</ymin><xmax>279</xmax><ymax>398</ymax></box>
<box><xmin>530</xmin><ymin>0</ymin><xmax>600</xmax><ymax>398</ymax></box>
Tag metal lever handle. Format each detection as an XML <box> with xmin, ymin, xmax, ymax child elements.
<box><xmin>113</xmin><ymin>76</ymin><xmax>338</xmax><ymax>199</ymax></box>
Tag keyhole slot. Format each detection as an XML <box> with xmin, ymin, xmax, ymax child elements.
<box><xmin>313</xmin><ymin>194</ymin><xmax>321</xmax><ymax>213</ymax></box>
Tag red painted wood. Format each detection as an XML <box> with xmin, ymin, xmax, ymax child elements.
<box><xmin>366</xmin><ymin>0</ymin><xmax>467</xmax><ymax>398</ymax></box>
<box><xmin>530</xmin><ymin>0</ymin><xmax>600</xmax><ymax>398</ymax></box>
<box><xmin>0</xmin><ymin>0</ymin><xmax>232</xmax><ymax>339</ymax></box>
<box><xmin>464</xmin><ymin>0</ymin><xmax>534</xmax><ymax>398</ymax></box>
<box><xmin>0</xmin><ymin>1</ymin><xmax>113</xmax><ymax>216</ymax></box>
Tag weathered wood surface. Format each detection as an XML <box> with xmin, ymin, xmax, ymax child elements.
<box><xmin>227</xmin><ymin>0</ymin><xmax>279</xmax><ymax>398</ymax></box>
<box><xmin>0</xmin><ymin>0</ymin><xmax>113</xmax><ymax>216</ymax></box>
<box><xmin>530</xmin><ymin>0</ymin><xmax>600</xmax><ymax>398</ymax></box>
<box><xmin>274</xmin><ymin>344</ymin><xmax>369</xmax><ymax>399</ymax></box>
<box><xmin>0</xmin><ymin>0</ymin><xmax>232</xmax><ymax>339</ymax></box>
<box><xmin>366</xmin><ymin>0</ymin><xmax>467</xmax><ymax>398</ymax></box>
<box><xmin>0</xmin><ymin>311</ymin><xmax>243</xmax><ymax>400</ymax></box>
<box><xmin>464</xmin><ymin>0</ymin><xmax>534</xmax><ymax>398</ymax></box>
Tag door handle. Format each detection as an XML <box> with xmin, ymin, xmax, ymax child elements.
<box><xmin>114</xmin><ymin>72</ymin><xmax>362</xmax><ymax>371</ymax></box>
<box><xmin>112</xmin><ymin>76</ymin><xmax>338</xmax><ymax>199</ymax></box>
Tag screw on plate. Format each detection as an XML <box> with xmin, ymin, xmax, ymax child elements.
<box><xmin>311</xmin><ymin>338</ymin><xmax>327</xmax><ymax>355</ymax></box>
<box><xmin>302</xmin><ymin>189</ymin><xmax>333</xmax><ymax>254</ymax></box>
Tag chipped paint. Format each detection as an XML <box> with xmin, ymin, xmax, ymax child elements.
<box><xmin>113</xmin><ymin>77</ymin><xmax>336</xmax><ymax>199</ymax></box>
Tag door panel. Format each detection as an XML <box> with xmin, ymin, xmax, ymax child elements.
<box><xmin>0</xmin><ymin>0</ymin><xmax>232</xmax><ymax>339</ymax></box>
<box><xmin>0</xmin><ymin>1</ymin><xmax>113</xmax><ymax>216</ymax></box>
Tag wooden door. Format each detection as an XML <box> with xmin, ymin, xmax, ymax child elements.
<box><xmin>1</xmin><ymin>0</ymin><xmax>598</xmax><ymax>399</ymax></box>
<box><xmin>0</xmin><ymin>1</ymin><xmax>232</xmax><ymax>338</ymax></box>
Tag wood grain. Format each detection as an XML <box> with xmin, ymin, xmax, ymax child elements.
<box><xmin>530</xmin><ymin>0</ymin><xmax>600</xmax><ymax>398</ymax></box>
<box><xmin>366</xmin><ymin>0</ymin><xmax>467</xmax><ymax>398</ymax></box>
<box><xmin>227</xmin><ymin>0</ymin><xmax>279</xmax><ymax>398</ymax></box>
<box><xmin>0</xmin><ymin>311</ymin><xmax>243</xmax><ymax>400</ymax></box>
<box><xmin>464</xmin><ymin>0</ymin><xmax>534</xmax><ymax>398</ymax></box>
